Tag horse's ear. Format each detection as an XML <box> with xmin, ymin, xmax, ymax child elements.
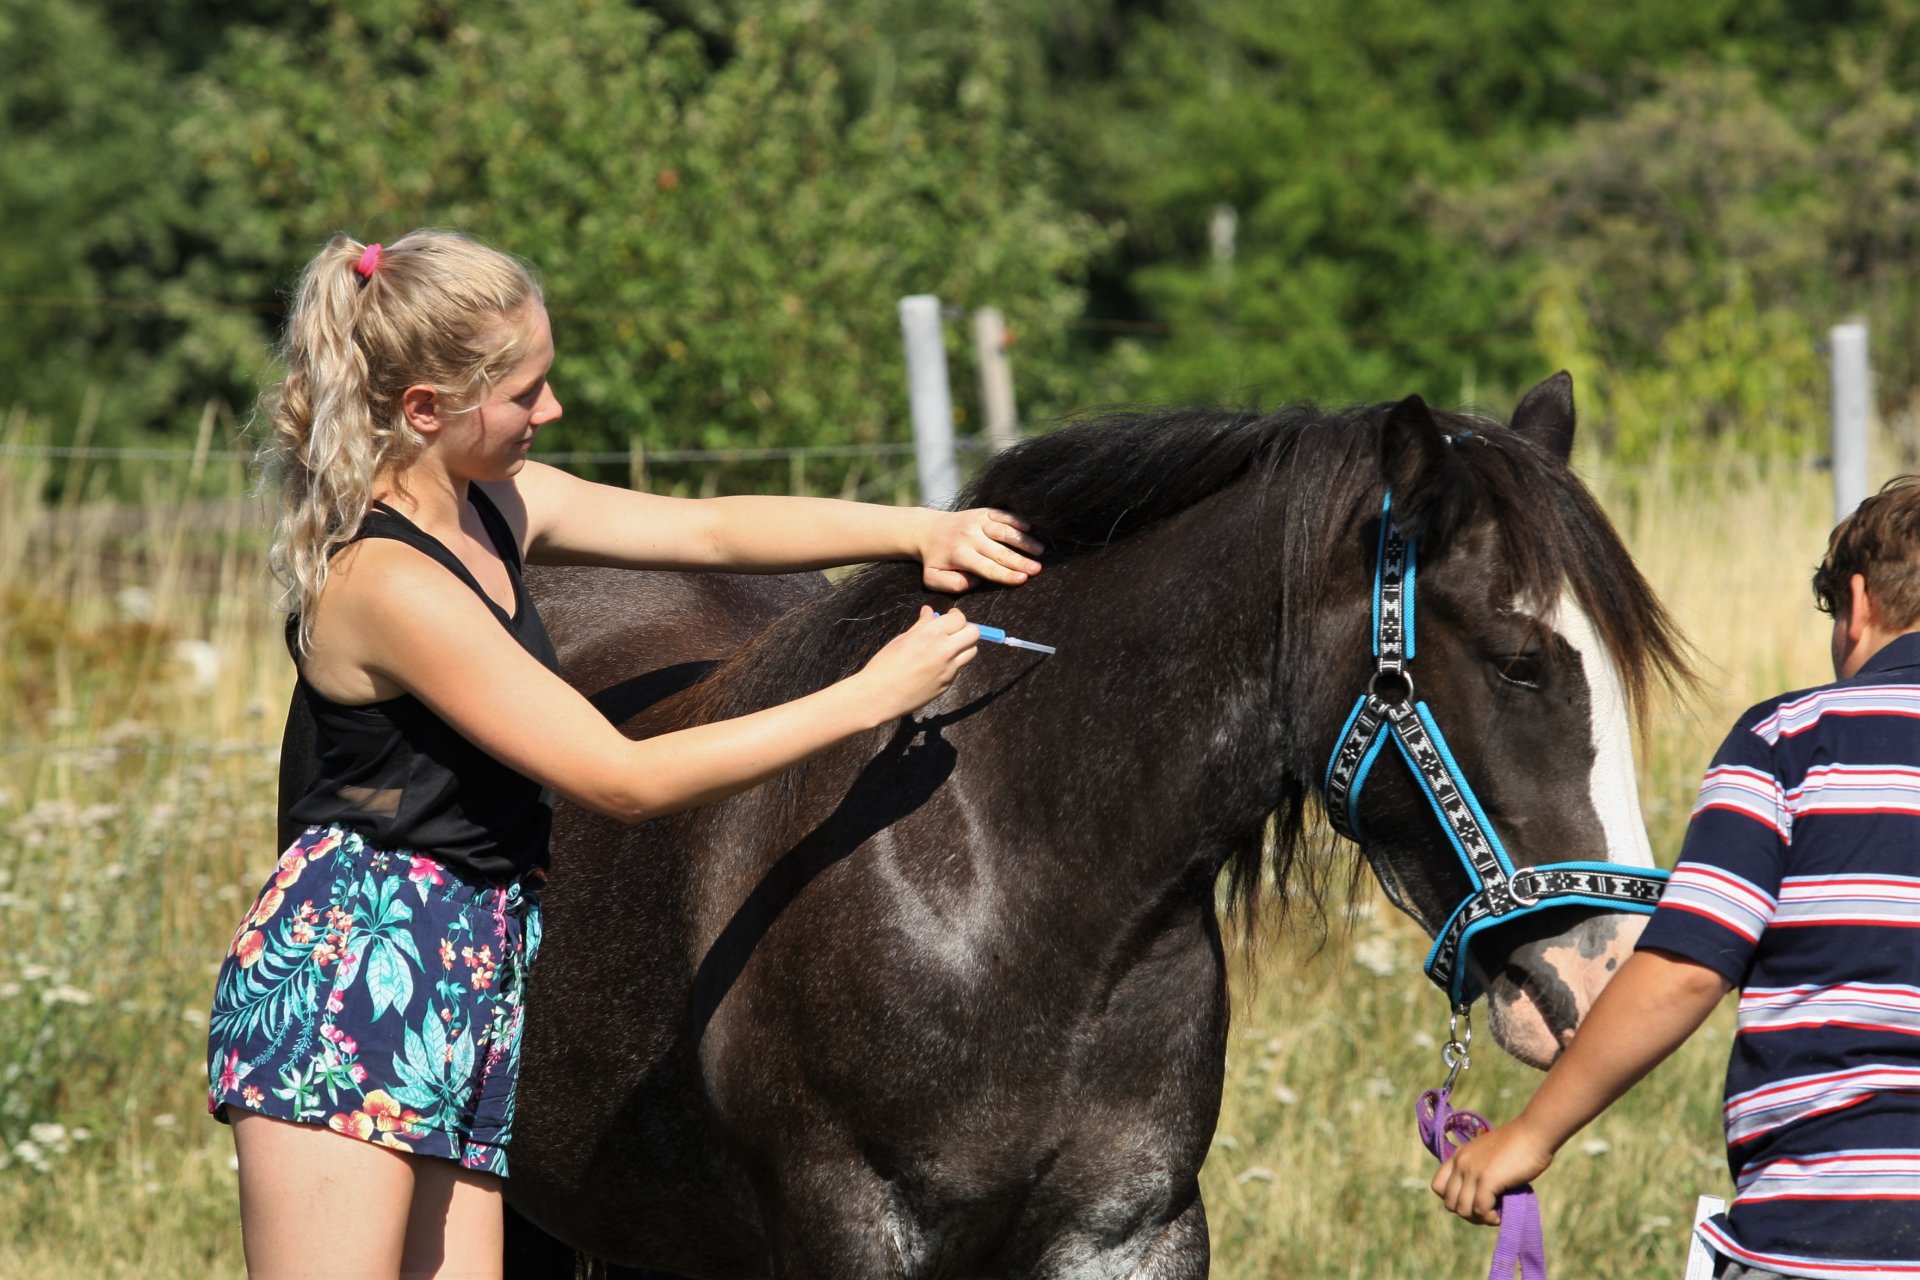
<box><xmin>1510</xmin><ymin>371</ymin><xmax>1576</xmax><ymax>462</ymax></box>
<box><xmin>1381</xmin><ymin>394</ymin><xmax>1476</xmax><ymax>546</ymax></box>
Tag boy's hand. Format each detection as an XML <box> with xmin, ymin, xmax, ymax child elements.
<box><xmin>1431</xmin><ymin>1121</ymin><xmax>1555</xmax><ymax>1227</ymax></box>
<box><xmin>918</xmin><ymin>508</ymin><xmax>1045</xmax><ymax>594</ymax></box>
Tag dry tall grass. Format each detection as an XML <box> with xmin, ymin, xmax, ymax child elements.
<box><xmin>0</xmin><ymin>427</ymin><xmax>1844</xmax><ymax>1277</ymax></box>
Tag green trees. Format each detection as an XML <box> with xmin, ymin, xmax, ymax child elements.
<box><xmin>5</xmin><ymin>0</ymin><xmax>1102</xmax><ymax>458</ymax></box>
<box><xmin>7</xmin><ymin>0</ymin><xmax>1920</xmax><ymax>463</ymax></box>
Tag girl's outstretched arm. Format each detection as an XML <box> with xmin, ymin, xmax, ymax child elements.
<box><xmin>311</xmin><ymin>538</ymin><xmax>984</xmax><ymax>824</ymax></box>
<box><xmin>496</xmin><ymin>463</ymin><xmax>1044</xmax><ymax>590</ymax></box>
<box><xmin>1431</xmin><ymin>948</ymin><xmax>1731</xmax><ymax>1226</ymax></box>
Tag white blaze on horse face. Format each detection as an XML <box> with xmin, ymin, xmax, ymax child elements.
<box><xmin>1487</xmin><ymin>591</ymin><xmax>1655</xmax><ymax>1069</ymax></box>
<box><xmin>1550</xmin><ymin>590</ymin><xmax>1655</xmax><ymax>870</ymax></box>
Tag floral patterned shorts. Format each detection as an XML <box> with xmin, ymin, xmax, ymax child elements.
<box><xmin>206</xmin><ymin>825</ymin><xmax>543</xmax><ymax>1176</ymax></box>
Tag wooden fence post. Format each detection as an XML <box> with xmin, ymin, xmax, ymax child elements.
<box><xmin>971</xmin><ymin>307</ymin><xmax>1020</xmax><ymax>453</ymax></box>
<box><xmin>899</xmin><ymin>295</ymin><xmax>960</xmax><ymax>509</ymax></box>
<box><xmin>1829</xmin><ymin>321</ymin><xmax>1870</xmax><ymax>523</ymax></box>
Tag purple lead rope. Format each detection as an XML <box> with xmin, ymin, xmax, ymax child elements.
<box><xmin>1419</xmin><ymin>1088</ymin><xmax>1548</xmax><ymax>1280</ymax></box>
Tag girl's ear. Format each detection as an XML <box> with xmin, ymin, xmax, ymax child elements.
<box><xmin>401</xmin><ymin>384</ymin><xmax>443</xmax><ymax>437</ymax></box>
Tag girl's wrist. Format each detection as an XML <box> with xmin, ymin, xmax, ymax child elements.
<box><xmin>825</xmin><ymin>669</ymin><xmax>899</xmax><ymax>734</ymax></box>
<box><xmin>901</xmin><ymin>506</ymin><xmax>941</xmax><ymax>564</ymax></box>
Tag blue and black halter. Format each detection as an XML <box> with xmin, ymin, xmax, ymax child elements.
<box><xmin>1322</xmin><ymin>494</ymin><xmax>1670</xmax><ymax>1006</ymax></box>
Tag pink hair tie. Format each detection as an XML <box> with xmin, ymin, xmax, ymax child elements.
<box><xmin>354</xmin><ymin>243</ymin><xmax>383</xmax><ymax>281</ymax></box>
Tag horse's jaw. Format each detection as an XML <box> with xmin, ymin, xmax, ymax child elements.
<box><xmin>1481</xmin><ymin>910</ymin><xmax>1649</xmax><ymax>1069</ymax></box>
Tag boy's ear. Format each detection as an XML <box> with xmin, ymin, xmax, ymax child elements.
<box><xmin>1848</xmin><ymin>573</ymin><xmax>1876</xmax><ymax>641</ymax></box>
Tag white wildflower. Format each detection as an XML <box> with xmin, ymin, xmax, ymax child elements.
<box><xmin>115</xmin><ymin>586</ymin><xmax>155</xmax><ymax>621</ymax></box>
<box><xmin>27</xmin><ymin>1124</ymin><xmax>68</xmax><ymax>1153</ymax></box>
<box><xmin>41</xmin><ymin>985</ymin><xmax>93</xmax><ymax>1007</ymax></box>
<box><xmin>1236</xmin><ymin>1166</ymin><xmax>1276</xmax><ymax>1185</ymax></box>
<box><xmin>1580</xmin><ymin>1138</ymin><xmax>1611</xmax><ymax>1157</ymax></box>
<box><xmin>171</xmin><ymin>639</ymin><xmax>223</xmax><ymax>691</ymax></box>
<box><xmin>1353</xmin><ymin>935</ymin><xmax>1399</xmax><ymax>977</ymax></box>
<box><xmin>151</xmin><ymin>1114</ymin><xmax>178</xmax><ymax>1129</ymax></box>
<box><xmin>77</xmin><ymin>803</ymin><xmax>120</xmax><ymax>827</ymax></box>
<box><xmin>1273</xmin><ymin>1085</ymin><xmax>1300</xmax><ymax>1105</ymax></box>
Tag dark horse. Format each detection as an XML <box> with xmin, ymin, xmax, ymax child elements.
<box><xmin>281</xmin><ymin>375</ymin><xmax>1685</xmax><ymax>1277</ymax></box>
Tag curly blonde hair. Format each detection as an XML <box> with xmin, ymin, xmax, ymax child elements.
<box><xmin>260</xmin><ymin>230</ymin><xmax>542</xmax><ymax>653</ymax></box>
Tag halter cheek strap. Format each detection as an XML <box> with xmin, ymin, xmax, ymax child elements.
<box><xmin>1322</xmin><ymin>494</ymin><xmax>1669</xmax><ymax>1006</ymax></box>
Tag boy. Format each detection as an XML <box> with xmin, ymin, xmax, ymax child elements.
<box><xmin>1434</xmin><ymin>476</ymin><xmax>1920</xmax><ymax>1279</ymax></box>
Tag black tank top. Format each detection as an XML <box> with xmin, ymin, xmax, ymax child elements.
<box><xmin>285</xmin><ymin>486</ymin><xmax>560</xmax><ymax>880</ymax></box>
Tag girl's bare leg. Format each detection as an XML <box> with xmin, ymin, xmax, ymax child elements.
<box><xmin>402</xmin><ymin>1158</ymin><xmax>503</xmax><ymax>1278</ymax></box>
<box><xmin>232</xmin><ymin>1112</ymin><xmax>414</xmax><ymax>1276</ymax></box>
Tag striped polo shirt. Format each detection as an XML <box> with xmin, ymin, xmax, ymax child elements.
<box><xmin>1639</xmin><ymin>632</ymin><xmax>1920</xmax><ymax>1278</ymax></box>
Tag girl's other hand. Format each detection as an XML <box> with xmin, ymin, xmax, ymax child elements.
<box><xmin>855</xmin><ymin>606</ymin><xmax>981</xmax><ymax>719</ymax></box>
<box><xmin>919</xmin><ymin>509</ymin><xmax>1045</xmax><ymax>594</ymax></box>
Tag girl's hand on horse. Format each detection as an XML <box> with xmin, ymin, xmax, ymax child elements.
<box><xmin>917</xmin><ymin>509</ymin><xmax>1045</xmax><ymax>594</ymax></box>
<box><xmin>855</xmin><ymin>606</ymin><xmax>982</xmax><ymax>716</ymax></box>
<box><xmin>1430</xmin><ymin>1120</ymin><xmax>1554</xmax><ymax>1227</ymax></box>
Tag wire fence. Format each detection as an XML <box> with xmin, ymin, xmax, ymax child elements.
<box><xmin>0</xmin><ymin>440</ymin><xmax>926</xmax><ymax>465</ymax></box>
<box><xmin>0</xmin><ymin>435</ymin><xmax>997</xmax><ymax>507</ymax></box>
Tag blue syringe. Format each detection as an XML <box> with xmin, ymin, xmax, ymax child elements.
<box><xmin>936</xmin><ymin>613</ymin><xmax>1057</xmax><ymax>655</ymax></box>
<box><xmin>975</xmin><ymin>623</ymin><xmax>1056</xmax><ymax>655</ymax></box>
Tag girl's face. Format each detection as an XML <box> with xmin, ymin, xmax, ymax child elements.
<box><xmin>444</xmin><ymin>304</ymin><xmax>562</xmax><ymax>481</ymax></box>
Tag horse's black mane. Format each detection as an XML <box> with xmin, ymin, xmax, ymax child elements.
<box><xmin>689</xmin><ymin>400</ymin><xmax>1689</xmax><ymax>925</ymax></box>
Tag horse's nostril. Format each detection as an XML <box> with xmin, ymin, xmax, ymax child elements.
<box><xmin>1501</xmin><ymin>959</ymin><xmax>1581</xmax><ymax>1039</ymax></box>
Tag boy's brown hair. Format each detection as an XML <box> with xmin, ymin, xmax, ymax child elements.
<box><xmin>1814</xmin><ymin>475</ymin><xmax>1920</xmax><ymax>629</ymax></box>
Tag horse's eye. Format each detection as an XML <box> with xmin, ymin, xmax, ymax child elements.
<box><xmin>1495</xmin><ymin>654</ymin><xmax>1543</xmax><ymax>689</ymax></box>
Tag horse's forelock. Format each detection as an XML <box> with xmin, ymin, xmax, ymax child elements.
<box><xmin>1436</xmin><ymin>418</ymin><xmax>1694</xmax><ymax>729</ymax></box>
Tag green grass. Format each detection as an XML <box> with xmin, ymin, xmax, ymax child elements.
<box><xmin>0</xmin><ymin>439</ymin><xmax>1843</xmax><ymax>1277</ymax></box>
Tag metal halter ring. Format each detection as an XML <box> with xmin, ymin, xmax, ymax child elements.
<box><xmin>1441</xmin><ymin>1004</ymin><xmax>1473</xmax><ymax>1091</ymax></box>
<box><xmin>1368</xmin><ymin>668</ymin><xmax>1415</xmax><ymax>705</ymax></box>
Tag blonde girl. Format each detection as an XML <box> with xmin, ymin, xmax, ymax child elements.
<box><xmin>206</xmin><ymin>229</ymin><xmax>1042</xmax><ymax>1277</ymax></box>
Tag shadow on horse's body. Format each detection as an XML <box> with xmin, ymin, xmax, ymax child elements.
<box><xmin>285</xmin><ymin>380</ymin><xmax>1686</xmax><ymax>1278</ymax></box>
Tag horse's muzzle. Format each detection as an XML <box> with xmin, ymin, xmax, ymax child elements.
<box><xmin>1478</xmin><ymin>909</ymin><xmax>1650</xmax><ymax>1069</ymax></box>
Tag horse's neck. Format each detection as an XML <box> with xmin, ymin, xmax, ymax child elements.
<box><xmin>952</xmin><ymin>491</ymin><xmax>1306</xmax><ymax>867</ymax></box>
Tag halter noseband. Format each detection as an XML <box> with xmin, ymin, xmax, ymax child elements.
<box><xmin>1322</xmin><ymin>494</ymin><xmax>1669</xmax><ymax>1006</ymax></box>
